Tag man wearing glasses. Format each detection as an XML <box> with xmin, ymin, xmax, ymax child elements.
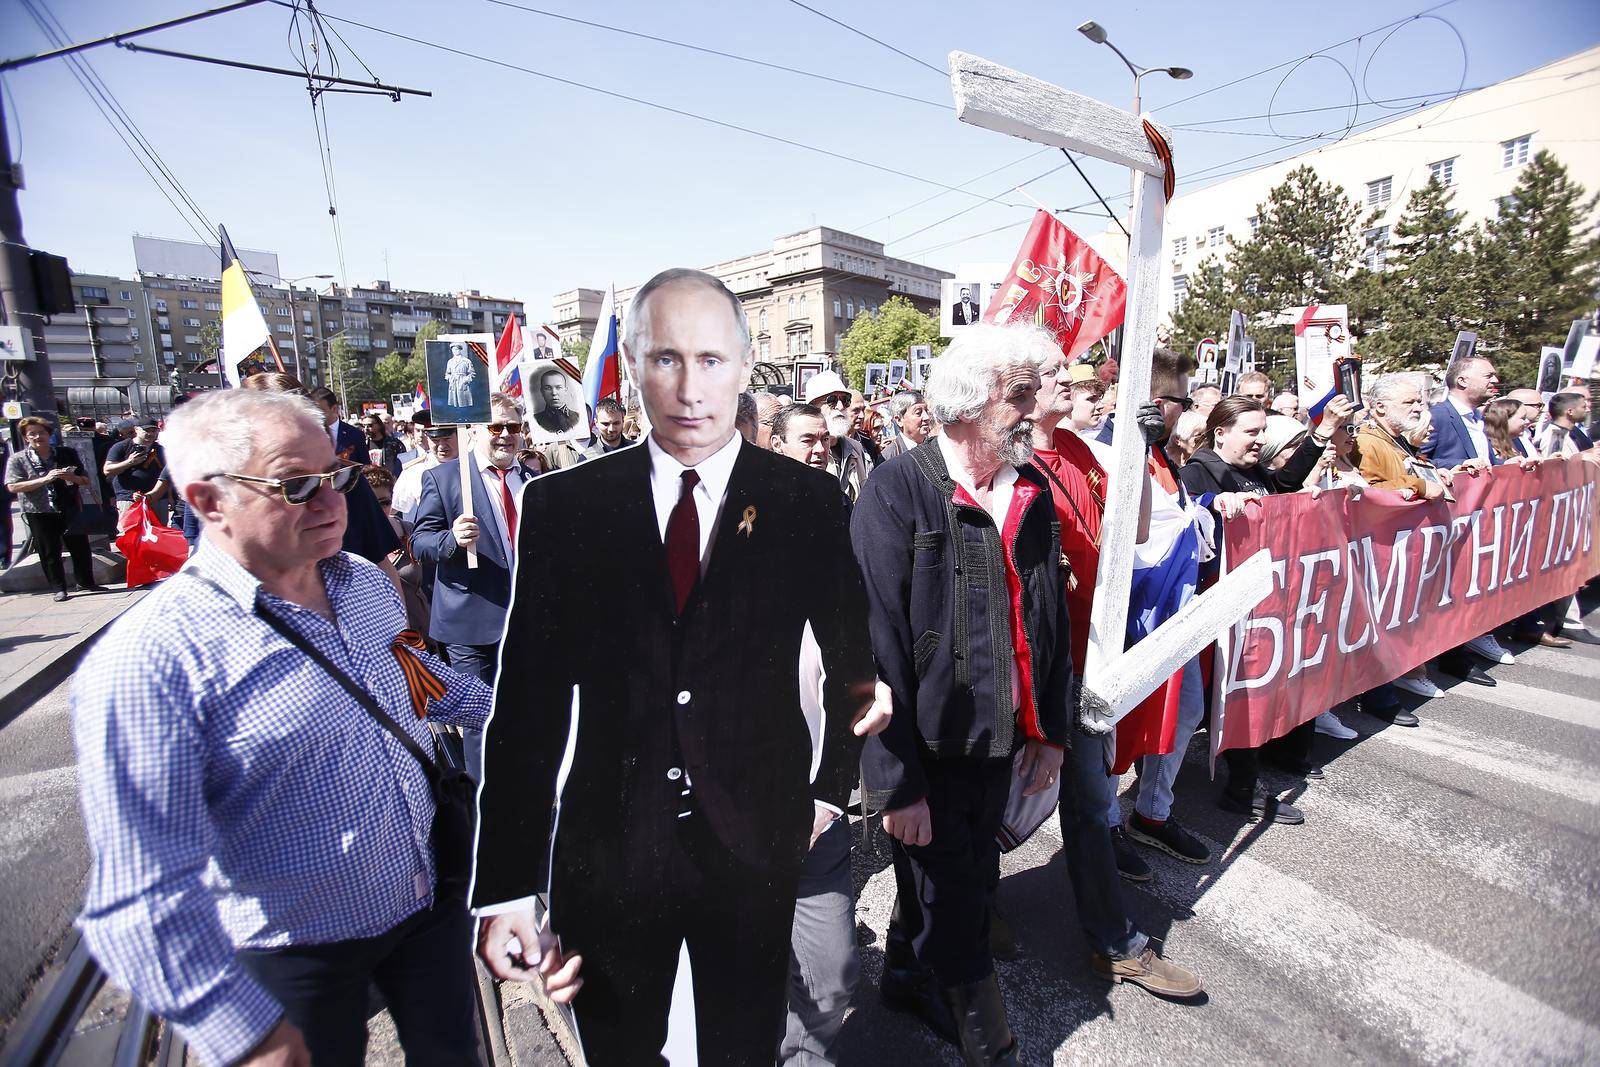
<box><xmin>411</xmin><ymin>393</ymin><xmax>538</xmax><ymax>780</ymax></box>
<box><xmin>803</xmin><ymin>370</ymin><xmax>872</xmax><ymax>503</ymax></box>
<box><xmin>392</xmin><ymin>412</ymin><xmax>459</xmax><ymax>522</ymax></box>
<box><xmin>73</xmin><ymin>388</ymin><xmax>491</xmax><ymax>1066</ymax></box>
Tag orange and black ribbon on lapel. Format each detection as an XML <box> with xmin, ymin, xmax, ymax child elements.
<box><xmin>391</xmin><ymin>629</ymin><xmax>447</xmax><ymax>718</ymax></box>
<box><xmin>1142</xmin><ymin>119</ymin><xmax>1175</xmax><ymax>202</ymax></box>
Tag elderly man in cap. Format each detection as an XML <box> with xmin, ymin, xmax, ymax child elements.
<box><xmin>72</xmin><ymin>388</ymin><xmax>491</xmax><ymax>1066</ymax></box>
<box><xmin>851</xmin><ymin>324</ymin><xmax>1071</xmax><ymax>1065</ymax></box>
<box><xmin>103</xmin><ymin>416</ymin><xmax>167</xmax><ymax>518</ymax></box>
<box><xmin>804</xmin><ymin>370</ymin><xmax>871</xmax><ymax>502</ymax></box>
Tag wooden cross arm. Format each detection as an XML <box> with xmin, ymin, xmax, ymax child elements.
<box><xmin>1078</xmin><ymin>549</ymin><xmax>1277</xmax><ymax>730</ymax></box>
<box><xmin>948</xmin><ymin>51</ymin><xmax>1174</xmax><ymax>177</ymax></box>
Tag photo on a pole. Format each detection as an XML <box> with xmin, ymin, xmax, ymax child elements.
<box><xmin>424</xmin><ymin>334</ymin><xmax>493</xmax><ymax>426</ymax></box>
<box><xmin>523</xmin><ymin>358</ymin><xmax>586</xmax><ymax>445</ymax></box>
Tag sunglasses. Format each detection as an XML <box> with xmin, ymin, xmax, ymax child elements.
<box><xmin>484</xmin><ymin>422</ymin><xmax>522</xmax><ymax>436</ymax></box>
<box><xmin>211</xmin><ymin>464</ymin><xmax>362</xmax><ymax>505</ymax></box>
<box><xmin>816</xmin><ymin>393</ymin><xmax>852</xmax><ymax>408</ymax></box>
<box><xmin>1157</xmin><ymin>395</ymin><xmax>1195</xmax><ymax>411</ymax></box>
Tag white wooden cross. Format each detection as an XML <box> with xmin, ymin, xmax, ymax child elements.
<box><xmin>949</xmin><ymin>51</ymin><xmax>1276</xmax><ymax>728</ymax></box>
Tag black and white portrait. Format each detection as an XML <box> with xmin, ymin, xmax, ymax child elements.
<box><xmin>525</xmin><ymin>359</ymin><xmax>585</xmax><ymax>443</ymax></box>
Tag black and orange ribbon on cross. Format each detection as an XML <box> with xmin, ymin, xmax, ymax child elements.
<box><xmin>391</xmin><ymin>629</ymin><xmax>447</xmax><ymax>719</ymax></box>
<box><xmin>1142</xmin><ymin>119</ymin><xmax>1175</xmax><ymax>203</ymax></box>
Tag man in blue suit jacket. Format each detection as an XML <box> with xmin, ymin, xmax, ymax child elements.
<box><xmin>308</xmin><ymin>386</ymin><xmax>367</xmax><ymax>463</ymax></box>
<box><xmin>1423</xmin><ymin>354</ymin><xmax>1501</xmax><ymax>469</ymax></box>
<box><xmin>412</xmin><ymin>392</ymin><xmax>538</xmax><ymax>779</ymax></box>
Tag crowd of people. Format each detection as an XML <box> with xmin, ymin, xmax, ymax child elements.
<box><xmin>51</xmin><ymin>266</ymin><xmax>1598</xmax><ymax>1067</ymax></box>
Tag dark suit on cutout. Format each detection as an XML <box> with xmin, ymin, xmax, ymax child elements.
<box><xmin>471</xmin><ymin>440</ymin><xmax>874</xmax><ymax>1066</ymax></box>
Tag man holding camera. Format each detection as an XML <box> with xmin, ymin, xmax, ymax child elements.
<box><xmin>103</xmin><ymin>416</ymin><xmax>167</xmax><ymax>518</ymax></box>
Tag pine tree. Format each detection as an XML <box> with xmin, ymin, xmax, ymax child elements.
<box><xmin>1167</xmin><ymin>254</ymin><xmax>1234</xmax><ymax>360</ymax></box>
<box><xmin>1226</xmin><ymin>166</ymin><xmax>1364</xmax><ymax>380</ymax></box>
<box><xmin>1474</xmin><ymin>150</ymin><xmax>1600</xmax><ymax>384</ymax></box>
<box><xmin>1361</xmin><ymin>177</ymin><xmax>1477</xmax><ymax>371</ymax></box>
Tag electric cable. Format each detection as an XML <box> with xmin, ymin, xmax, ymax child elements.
<box><xmin>782</xmin><ymin>0</ymin><xmax>946</xmax><ymax>77</ymax></box>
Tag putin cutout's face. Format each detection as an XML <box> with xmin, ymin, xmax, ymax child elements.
<box><xmin>626</xmin><ymin>282</ymin><xmax>752</xmax><ymax>465</ymax></box>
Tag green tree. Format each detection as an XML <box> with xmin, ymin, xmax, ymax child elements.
<box><xmin>1360</xmin><ymin>178</ymin><xmax>1478</xmax><ymax>371</ymax></box>
<box><xmin>838</xmin><ymin>296</ymin><xmax>945</xmax><ymax>391</ymax></box>
<box><xmin>1226</xmin><ymin>165</ymin><xmax>1366</xmax><ymax>379</ymax></box>
<box><xmin>562</xmin><ymin>333</ymin><xmax>592</xmax><ymax>371</ymax></box>
<box><xmin>1167</xmin><ymin>254</ymin><xmax>1234</xmax><ymax>359</ymax></box>
<box><xmin>196</xmin><ymin>320</ymin><xmax>222</xmax><ymax>371</ymax></box>
<box><xmin>1473</xmin><ymin>150</ymin><xmax>1600</xmax><ymax>384</ymax></box>
<box><xmin>325</xmin><ymin>336</ymin><xmax>372</xmax><ymax>410</ymax></box>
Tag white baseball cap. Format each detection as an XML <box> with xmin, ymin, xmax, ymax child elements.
<box><xmin>803</xmin><ymin>370</ymin><xmax>851</xmax><ymax>404</ymax></box>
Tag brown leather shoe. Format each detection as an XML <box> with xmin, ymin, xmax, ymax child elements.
<box><xmin>1091</xmin><ymin>947</ymin><xmax>1203</xmax><ymax>999</ymax></box>
<box><xmin>1538</xmin><ymin>633</ymin><xmax>1574</xmax><ymax>648</ymax></box>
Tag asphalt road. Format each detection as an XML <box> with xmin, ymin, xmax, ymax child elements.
<box><xmin>834</xmin><ymin>602</ymin><xmax>1600</xmax><ymax>1064</ymax></box>
<box><xmin>0</xmin><ymin>675</ymin><xmax>87</xmax><ymax>1029</ymax></box>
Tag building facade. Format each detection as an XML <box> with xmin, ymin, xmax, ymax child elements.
<box><xmin>554</xmin><ymin>225</ymin><xmax>952</xmax><ymax>378</ymax></box>
<box><xmin>1114</xmin><ymin>45</ymin><xmax>1600</xmax><ymax>325</ymax></box>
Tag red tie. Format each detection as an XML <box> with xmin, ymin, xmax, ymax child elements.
<box><xmin>666</xmin><ymin>469</ymin><xmax>701</xmax><ymax>613</ymax></box>
<box><xmin>489</xmin><ymin>467</ymin><xmax>517</xmax><ymax>555</ymax></box>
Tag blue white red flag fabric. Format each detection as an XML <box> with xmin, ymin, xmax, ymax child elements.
<box><xmin>414</xmin><ymin>382</ymin><xmax>428</xmax><ymax>410</ymax></box>
<box><xmin>581</xmin><ymin>284</ymin><xmax>621</xmax><ymax>417</ymax></box>
<box><xmin>494</xmin><ymin>315</ymin><xmax>525</xmax><ymax>399</ymax></box>
<box><xmin>984</xmin><ymin>210</ymin><xmax>1126</xmax><ymax>361</ymax></box>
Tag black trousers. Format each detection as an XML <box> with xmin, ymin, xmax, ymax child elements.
<box><xmin>1222</xmin><ymin>719</ymin><xmax>1315</xmax><ymax>797</ymax></box>
<box><xmin>553</xmin><ymin>812</ymin><xmax>798</xmax><ymax>1066</ymax></box>
<box><xmin>23</xmin><ymin>512</ymin><xmax>93</xmax><ymax>592</ymax></box>
<box><xmin>889</xmin><ymin>754</ymin><xmax>1011</xmax><ymax>988</ymax></box>
<box><xmin>235</xmin><ymin>898</ymin><xmax>481</xmax><ymax>1067</ymax></box>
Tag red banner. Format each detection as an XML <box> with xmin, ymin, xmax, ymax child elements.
<box><xmin>1214</xmin><ymin>458</ymin><xmax>1600</xmax><ymax>755</ymax></box>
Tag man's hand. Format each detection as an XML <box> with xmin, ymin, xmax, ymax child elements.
<box><xmin>1419</xmin><ymin>478</ymin><xmax>1446</xmax><ymax>501</ymax></box>
<box><xmin>451</xmin><ymin>514</ymin><xmax>480</xmax><ymax>550</ymax></box>
<box><xmin>1018</xmin><ymin>739</ymin><xmax>1065</xmax><ymax>798</ymax></box>
<box><xmin>1320</xmin><ymin>394</ymin><xmax>1357</xmax><ymax>431</ymax></box>
<box><xmin>852</xmin><ymin>679</ymin><xmax>893</xmax><ymax>737</ymax></box>
<box><xmin>1454</xmin><ymin>458</ymin><xmax>1488</xmax><ymax>473</ymax></box>
<box><xmin>1434</xmin><ymin>466</ymin><xmax>1455</xmax><ymax>488</ymax></box>
<box><xmin>882</xmin><ymin>798</ymin><xmax>931</xmax><ymax>848</ymax></box>
<box><xmin>809</xmin><ymin>804</ymin><xmax>838</xmax><ymax>849</ymax></box>
<box><xmin>1135</xmin><ymin>401</ymin><xmax>1167</xmax><ymax>447</ymax></box>
<box><xmin>49</xmin><ymin>467</ymin><xmax>73</xmax><ymax>481</ymax></box>
<box><xmin>1214</xmin><ymin>491</ymin><xmax>1260</xmax><ymax>520</ymax></box>
<box><xmin>239</xmin><ymin>1019</ymin><xmax>311</xmax><ymax>1067</ymax></box>
<box><xmin>478</xmin><ymin>909</ymin><xmax>583</xmax><ymax>1003</ymax></box>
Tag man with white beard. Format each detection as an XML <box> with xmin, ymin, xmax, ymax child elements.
<box><xmin>804</xmin><ymin>371</ymin><xmax>872</xmax><ymax>503</ymax></box>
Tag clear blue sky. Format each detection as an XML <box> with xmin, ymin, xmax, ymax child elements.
<box><xmin>3</xmin><ymin>0</ymin><xmax>1597</xmax><ymax>317</ymax></box>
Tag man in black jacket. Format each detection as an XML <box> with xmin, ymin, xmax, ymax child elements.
<box><xmin>471</xmin><ymin>269</ymin><xmax>879</xmax><ymax>1066</ymax></box>
<box><xmin>851</xmin><ymin>325</ymin><xmax>1069</xmax><ymax>1066</ymax></box>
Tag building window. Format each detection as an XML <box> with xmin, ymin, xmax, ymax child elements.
<box><xmin>797</xmin><ymin>330</ymin><xmax>812</xmax><ymax>354</ymax></box>
<box><xmin>1501</xmin><ymin>134</ymin><xmax>1531</xmax><ymax>169</ymax></box>
<box><xmin>1172</xmin><ymin>274</ymin><xmax>1188</xmax><ymax>313</ymax></box>
<box><xmin>798</xmin><ymin>294</ymin><xmax>807</xmax><ymax>318</ymax></box>
<box><xmin>183</xmin><ymin>317</ymin><xmax>201</xmax><ymax>327</ymax></box>
<box><xmin>184</xmin><ymin>334</ymin><xmax>200</xmax><ymax>344</ymax></box>
<box><xmin>1428</xmin><ymin>157</ymin><xmax>1456</xmax><ymax>186</ymax></box>
<box><xmin>788</xmin><ymin>295</ymin><xmax>796</xmax><ymax>318</ymax></box>
<box><xmin>120</xmin><ymin>290</ymin><xmax>132</xmax><ymax>301</ymax></box>
<box><xmin>759</xmin><ymin>337</ymin><xmax>770</xmax><ymax>359</ymax></box>
<box><xmin>79</xmin><ymin>285</ymin><xmax>109</xmax><ymax>302</ymax></box>
<box><xmin>1495</xmin><ymin>194</ymin><xmax>1521</xmax><ymax>217</ymax></box>
<box><xmin>1366</xmin><ymin>176</ymin><xmax>1392</xmax><ymax>208</ymax></box>
<box><xmin>1207</xmin><ymin>227</ymin><xmax>1224</xmax><ymax>248</ymax></box>
<box><xmin>180</xmin><ymin>299</ymin><xmax>198</xmax><ymax>309</ymax></box>
<box><xmin>156</xmin><ymin>316</ymin><xmax>169</xmax><ymax>330</ymax></box>
<box><xmin>373</xmin><ymin>337</ymin><xmax>387</xmax><ymax>347</ymax></box>
<box><xmin>161</xmin><ymin>335</ymin><xmax>172</xmax><ymax>348</ymax></box>
<box><xmin>204</xmin><ymin>300</ymin><xmax>221</xmax><ymax>311</ymax></box>
<box><xmin>1248</xmin><ymin>215</ymin><xmax>1260</xmax><ymax>234</ymax></box>
<box><xmin>1362</xmin><ymin>226</ymin><xmax>1390</xmax><ymax>271</ymax></box>
<box><xmin>1172</xmin><ymin>236</ymin><xmax>1187</xmax><ymax>257</ymax></box>
<box><xmin>758</xmin><ymin>309</ymin><xmax>767</xmax><ymax>331</ymax></box>
<box><xmin>833</xmin><ymin>297</ymin><xmax>842</xmax><ymax>318</ymax></box>
<box><xmin>846</xmin><ymin>299</ymin><xmax>855</xmax><ymax>318</ymax></box>
<box><xmin>153</xmin><ymin>299</ymin><xmax>168</xmax><ymax>312</ymax></box>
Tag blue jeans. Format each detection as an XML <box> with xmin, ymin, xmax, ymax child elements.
<box><xmin>1061</xmin><ymin>733</ymin><xmax>1148</xmax><ymax>960</ymax></box>
<box><xmin>1134</xmin><ymin>659</ymin><xmax>1205</xmax><ymax>823</ymax></box>
<box><xmin>780</xmin><ymin>818</ymin><xmax>857</xmax><ymax>1066</ymax></box>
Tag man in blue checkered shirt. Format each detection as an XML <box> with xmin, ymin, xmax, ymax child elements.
<box><xmin>73</xmin><ymin>389</ymin><xmax>491</xmax><ymax>1067</ymax></box>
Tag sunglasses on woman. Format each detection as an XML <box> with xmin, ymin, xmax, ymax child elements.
<box><xmin>209</xmin><ymin>464</ymin><xmax>363</xmax><ymax>505</ymax></box>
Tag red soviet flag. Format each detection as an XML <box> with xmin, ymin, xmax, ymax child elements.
<box><xmin>984</xmin><ymin>210</ymin><xmax>1127</xmax><ymax>360</ymax></box>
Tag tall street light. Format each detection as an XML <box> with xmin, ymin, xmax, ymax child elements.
<box><xmin>1075</xmin><ymin>20</ymin><xmax>1192</xmax><ymax>116</ymax></box>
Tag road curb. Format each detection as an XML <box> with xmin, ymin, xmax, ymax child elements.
<box><xmin>0</xmin><ymin>608</ymin><xmax>121</xmax><ymax>730</ymax></box>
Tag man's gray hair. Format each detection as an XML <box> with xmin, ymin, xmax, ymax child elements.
<box><xmin>1367</xmin><ymin>371</ymin><xmax>1427</xmax><ymax>407</ymax></box>
<box><xmin>924</xmin><ymin>324</ymin><xmax>1055</xmax><ymax>425</ymax></box>
<box><xmin>622</xmin><ymin>268</ymin><xmax>751</xmax><ymax>358</ymax></box>
<box><xmin>887</xmin><ymin>389</ymin><xmax>925</xmax><ymax>422</ymax></box>
<box><xmin>162</xmin><ymin>389</ymin><xmax>324</xmax><ymax>494</ymax></box>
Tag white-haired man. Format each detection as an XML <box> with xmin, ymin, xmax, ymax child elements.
<box><xmin>72</xmin><ymin>389</ymin><xmax>490</xmax><ymax>1066</ymax></box>
<box><xmin>852</xmin><ymin>324</ymin><xmax>1072</xmax><ymax>1064</ymax></box>
<box><xmin>472</xmin><ymin>268</ymin><xmax>884</xmax><ymax>1065</ymax></box>
<box><xmin>804</xmin><ymin>370</ymin><xmax>871</xmax><ymax>502</ymax></box>
<box><xmin>879</xmin><ymin>389</ymin><xmax>935</xmax><ymax>463</ymax></box>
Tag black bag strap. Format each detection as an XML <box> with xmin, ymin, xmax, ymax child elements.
<box><xmin>254</xmin><ymin>606</ymin><xmax>446</xmax><ymax>785</ymax></box>
<box><xmin>1030</xmin><ymin>457</ymin><xmax>1098</xmax><ymax>547</ymax></box>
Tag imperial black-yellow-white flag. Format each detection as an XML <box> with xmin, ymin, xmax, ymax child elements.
<box><xmin>218</xmin><ymin>225</ymin><xmax>274</xmax><ymax>387</ymax></box>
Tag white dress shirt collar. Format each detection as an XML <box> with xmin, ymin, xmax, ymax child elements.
<box><xmin>645</xmin><ymin>431</ymin><xmax>743</xmax><ymax>552</ymax></box>
<box><xmin>937</xmin><ymin>432</ymin><xmax>1017</xmax><ymax>528</ymax></box>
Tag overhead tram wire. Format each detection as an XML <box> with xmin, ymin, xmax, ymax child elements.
<box><xmin>481</xmin><ymin>0</ymin><xmax>945</xmax><ymax>110</ymax></box>
<box><xmin>278</xmin><ymin>3</ymin><xmax>1059</xmax><ymax>211</ymax></box>
<box><xmin>782</xmin><ymin>0</ymin><xmax>947</xmax><ymax>77</ymax></box>
<box><xmin>18</xmin><ymin>0</ymin><xmax>215</xmax><ymax>244</ymax></box>
<box><xmin>851</xmin><ymin>147</ymin><xmax>1053</xmax><ymax>233</ymax></box>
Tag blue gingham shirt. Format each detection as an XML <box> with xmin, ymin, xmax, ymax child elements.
<box><xmin>73</xmin><ymin>538</ymin><xmax>490</xmax><ymax>1066</ymax></box>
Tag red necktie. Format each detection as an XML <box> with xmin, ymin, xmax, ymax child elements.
<box><xmin>666</xmin><ymin>469</ymin><xmax>701</xmax><ymax>613</ymax></box>
<box><xmin>489</xmin><ymin>467</ymin><xmax>517</xmax><ymax>555</ymax></box>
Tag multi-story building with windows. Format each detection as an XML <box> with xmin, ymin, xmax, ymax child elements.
<box><xmin>555</xmin><ymin>225</ymin><xmax>951</xmax><ymax>379</ymax></box>
<box><xmin>1118</xmin><ymin>45</ymin><xmax>1600</xmax><ymax>323</ymax></box>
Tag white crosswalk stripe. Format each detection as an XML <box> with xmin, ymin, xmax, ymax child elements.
<box><xmin>839</xmin><ymin>599</ymin><xmax>1600</xmax><ymax>1065</ymax></box>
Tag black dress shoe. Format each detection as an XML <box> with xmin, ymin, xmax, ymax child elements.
<box><xmin>939</xmin><ymin>974</ymin><xmax>1019</xmax><ymax>1066</ymax></box>
<box><xmin>1264</xmin><ymin>755</ymin><xmax>1325</xmax><ymax>780</ymax></box>
<box><xmin>1443</xmin><ymin>659</ymin><xmax>1497</xmax><ymax>686</ymax></box>
<box><xmin>1373</xmin><ymin>708</ymin><xmax>1420</xmax><ymax>727</ymax></box>
<box><xmin>1219</xmin><ymin>786</ymin><xmax>1305</xmax><ymax>825</ymax></box>
<box><xmin>882</xmin><ymin>956</ymin><xmax>959</xmax><ymax>1045</ymax></box>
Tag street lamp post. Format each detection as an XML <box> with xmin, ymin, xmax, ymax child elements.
<box><xmin>1075</xmin><ymin>20</ymin><xmax>1192</xmax><ymax>116</ymax></box>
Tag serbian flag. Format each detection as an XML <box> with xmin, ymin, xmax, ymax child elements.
<box><xmin>218</xmin><ymin>225</ymin><xmax>281</xmax><ymax>386</ymax></box>
<box><xmin>581</xmin><ymin>284</ymin><xmax>621</xmax><ymax>416</ymax></box>
<box><xmin>414</xmin><ymin>382</ymin><xmax>428</xmax><ymax>410</ymax></box>
<box><xmin>984</xmin><ymin>210</ymin><xmax>1126</xmax><ymax>361</ymax></box>
<box><xmin>494</xmin><ymin>315</ymin><xmax>526</xmax><ymax>398</ymax></box>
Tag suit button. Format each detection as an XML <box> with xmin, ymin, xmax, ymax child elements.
<box><xmin>667</xmin><ymin>767</ymin><xmax>683</xmax><ymax>781</ymax></box>
<box><xmin>676</xmin><ymin>690</ymin><xmax>691</xmax><ymax>705</ymax></box>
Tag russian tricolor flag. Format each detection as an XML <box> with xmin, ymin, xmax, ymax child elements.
<box><xmin>494</xmin><ymin>315</ymin><xmax>526</xmax><ymax>399</ymax></box>
<box><xmin>582</xmin><ymin>284</ymin><xmax>621</xmax><ymax>417</ymax></box>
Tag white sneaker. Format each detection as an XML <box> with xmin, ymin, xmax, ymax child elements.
<box><xmin>1466</xmin><ymin>634</ymin><xmax>1515</xmax><ymax>665</ymax></box>
<box><xmin>1314</xmin><ymin>711</ymin><xmax>1357</xmax><ymax>740</ymax></box>
<box><xmin>1391</xmin><ymin>673</ymin><xmax>1445</xmax><ymax>699</ymax></box>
